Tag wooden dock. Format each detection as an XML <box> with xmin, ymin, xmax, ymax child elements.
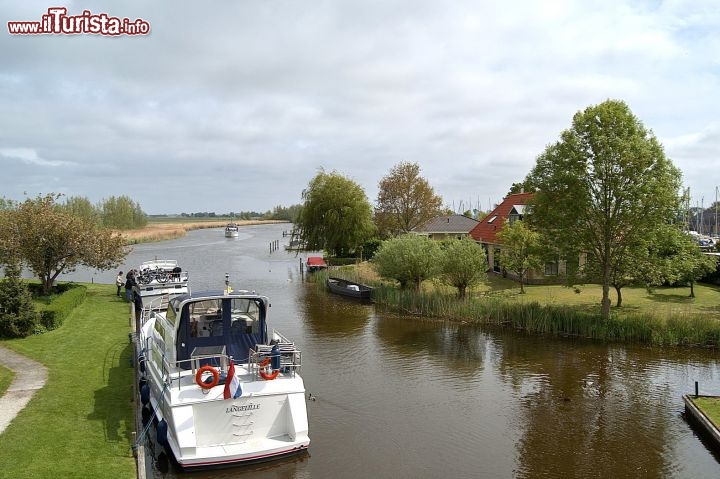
<box><xmin>683</xmin><ymin>393</ymin><xmax>720</xmax><ymax>452</ymax></box>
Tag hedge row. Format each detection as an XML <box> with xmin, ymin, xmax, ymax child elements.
<box><xmin>38</xmin><ymin>284</ymin><xmax>87</xmax><ymax>330</ymax></box>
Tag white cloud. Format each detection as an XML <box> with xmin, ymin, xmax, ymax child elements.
<box><xmin>0</xmin><ymin>148</ymin><xmax>74</xmax><ymax>167</ymax></box>
<box><xmin>0</xmin><ymin>0</ymin><xmax>719</xmax><ymax>213</ymax></box>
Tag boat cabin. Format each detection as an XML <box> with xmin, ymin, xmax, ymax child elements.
<box><xmin>153</xmin><ymin>291</ymin><xmax>270</xmax><ymax>370</ymax></box>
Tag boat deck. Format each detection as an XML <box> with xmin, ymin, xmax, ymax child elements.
<box><xmin>161</xmin><ymin>366</ymin><xmax>305</xmax><ymax>404</ymax></box>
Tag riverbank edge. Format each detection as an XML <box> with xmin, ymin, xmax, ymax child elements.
<box><xmin>321</xmin><ymin>266</ymin><xmax>720</xmax><ymax>348</ymax></box>
<box><xmin>129</xmin><ymin>304</ymin><xmax>148</xmax><ymax>479</ymax></box>
<box><xmin>683</xmin><ymin>395</ymin><xmax>720</xmax><ymax>453</ymax></box>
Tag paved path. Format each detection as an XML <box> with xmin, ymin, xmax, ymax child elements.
<box><xmin>0</xmin><ymin>345</ymin><xmax>48</xmax><ymax>435</ymax></box>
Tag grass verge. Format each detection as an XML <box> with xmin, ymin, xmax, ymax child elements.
<box><xmin>692</xmin><ymin>396</ymin><xmax>720</xmax><ymax>429</ymax></box>
<box><xmin>0</xmin><ymin>363</ymin><xmax>14</xmax><ymax>397</ymax></box>
<box><xmin>0</xmin><ymin>283</ymin><xmax>135</xmax><ymax>479</ymax></box>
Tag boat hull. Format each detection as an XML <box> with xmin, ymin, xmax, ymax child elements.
<box><xmin>326</xmin><ymin>277</ymin><xmax>372</xmax><ymax>300</ymax></box>
<box><xmin>147</xmin><ymin>372</ymin><xmax>310</xmax><ymax>470</ymax></box>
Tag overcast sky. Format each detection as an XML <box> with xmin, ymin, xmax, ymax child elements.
<box><xmin>2</xmin><ymin>0</ymin><xmax>719</xmax><ymax>215</ymax></box>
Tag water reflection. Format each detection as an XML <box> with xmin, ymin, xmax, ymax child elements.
<box><xmin>299</xmin><ymin>286</ymin><xmax>371</xmax><ymax>338</ymax></box>
<box><xmin>374</xmin><ymin>315</ymin><xmax>489</xmax><ymax>379</ymax></box>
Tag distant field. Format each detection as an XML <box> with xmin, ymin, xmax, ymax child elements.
<box><xmin>146</xmin><ymin>217</ymin><xmax>230</xmax><ymax>224</ymax></box>
<box><xmin>121</xmin><ymin>219</ymin><xmax>289</xmax><ymax>243</ymax></box>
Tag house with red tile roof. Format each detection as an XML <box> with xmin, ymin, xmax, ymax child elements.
<box><xmin>469</xmin><ymin>192</ymin><xmax>567</xmax><ymax>282</ymax></box>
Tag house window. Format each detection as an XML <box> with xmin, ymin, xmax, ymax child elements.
<box><xmin>544</xmin><ymin>261</ymin><xmax>559</xmax><ymax>276</ymax></box>
<box><xmin>487</xmin><ymin>215</ymin><xmax>498</xmax><ymax>224</ymax></box>
<box><xmin>494</xmin><ymin>247</ymin><xmax>501</xmax><ymax>273</ymax></box>
<box><xmin>508</xmin><ymin>214</ymin><xmax>519</xmax><ymax>225</ymax></box>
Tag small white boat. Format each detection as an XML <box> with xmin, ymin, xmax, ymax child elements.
<box><xmin>137</xmin><ymin>278</ymin><xmax>310</xmax><ymax>469</ymax></box>
<box><xmin>225</xmin><ymin>223</ymin><xmax>240</xmax><ymax>238</ymax></box>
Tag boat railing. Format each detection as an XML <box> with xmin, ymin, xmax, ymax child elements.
<box><xmin>148</xmin><ymin>338</ymin><xmax>301</xmax><ymax>391</ymax></box>
<box><xmin>249</xmin><ymin>334</ymin><xmax>302</xmax><ymax>379</ymax></box>
<box><xmin>155</xmin><ymin>349</ymin><xmax>230</xmax><ymax>391</ymax></box>
<box><xmin>139</xmin><ymin>295</ymin><xmax>169</xmax><ymax>328</ymax></box>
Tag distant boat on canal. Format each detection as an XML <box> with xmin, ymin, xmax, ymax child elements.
<box><xmin>225</xmin><ymin>223</ymin><xmax>240</xmax><ymax>237</ymax></box>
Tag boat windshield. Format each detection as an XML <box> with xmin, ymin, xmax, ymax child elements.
<box><xmin>176</xmin><ymin>296</ymin><xmax>267</xmax><ymax>368</ymax></box>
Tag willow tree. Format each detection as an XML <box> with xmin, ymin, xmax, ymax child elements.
<box><xmin>526</xmin><ymin>100</ymin><xmax>682</xmax><ymax>320</ymax></box>
<box><xmin>297</xmin><ymin>170</ymin><xmax>375</xmax><ymax>258</ymax></box>
<box><xmin>6</xmin><ymin>193</ymin><xmax>128</xmax><ymax>294</ymax></box>
<box><xmin>373</xmin><ymin>234</ymin><xmax>441</xmax><ymax>290</ymax></box>
<box><xmin>375</xmin><ymin>162</ymin><xmax>443</xmax><ymax>238</ymax></box>
<box><xmin>439</xmin><ymin>237</ymin><xmax>488</xmax><ymax>299</ymax></box>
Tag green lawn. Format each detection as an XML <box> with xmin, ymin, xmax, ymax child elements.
<box><xmin>422</xmin><ymin>272</ymin><xmax>720</xmax><ymax>320</ymax></box>
<box><xmin>0</xmin><ymin>363</ymin><xmax>14</xmax><ymax>397</ymax></box>
<box><xmin>693</xmin><ymin>396</ymin><xmax>720</xmax><ymax>429</ymax></box>
<box><xmin>0</xmin><ymin>283</ymin><xmax>136</xmax><ymax>479</ymax></box>
<box><xmin>512</xmin><ymin>282</ymin><xmax>720</xmax><ymax>318</ymax></box>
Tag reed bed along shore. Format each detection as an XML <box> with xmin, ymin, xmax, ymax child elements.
<box><xmin>314</xmin><ymin>264</ymin><xmax>720</xmax><ymax>348</ymax></box>
<box><xmin>119</xmin><ymin>219</ymin><xmax>288</xmax><ymax>244</ymax></box>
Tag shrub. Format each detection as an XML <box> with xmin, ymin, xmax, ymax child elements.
<box><xmin>0</xmin><ymin>263</ymin><xmax>39</xmax><ymax>338</ymax></box>
<box><xmin>37</xmin><ymin>284</ymin><xmax>87</xmax><ymax>331</ymax></box>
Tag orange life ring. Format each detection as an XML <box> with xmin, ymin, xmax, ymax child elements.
<box><xmin>258</xmin><ymin>357</ymin><xmax>279</xmax><ymax>380</ymax></box>
<box><xmin>260</xmin><ymin>369</ymin><xmax>280</xmax><ymax>380</ymax></box>
<box><xmin>195</xmin><ymin>365</ymin><xmax>220</xmax><ymax>389</ymax></box>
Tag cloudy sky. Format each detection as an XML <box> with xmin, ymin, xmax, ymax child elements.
<box><xmin>2</xmin><ymin>0</ymin><xmax>719</xmax><ymax>214</ymax></box>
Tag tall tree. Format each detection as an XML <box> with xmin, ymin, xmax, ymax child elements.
<box><xmin>100</xmin><ymin>195</ymin><xmax>148</xmax><ymax>229</ymax></box>
<box><xmin>496</xmin><ymin>220</ymin><xmax>543</xmax><ymax>294</ymax></box>
<box><xmin>375</xmin><ymin>162</ymin><xmax>443</xmax><ymax>238</ymax></box>
<box><xmin>507</xmin><ymin>181</ymin><xmax>534</xmax><ymax>196</ymax></box>
<box><xmin>526</xmin><ymin>100</ymin><xmax>682</xmax><ymax>319</ymax></box>
<box><xmin>439</xmin><ymin>238</ymin><xmax>488</xmax><ymax>299</ymax></box>
<box><xmin>0</xmin><ymin>197</ymin><xmax>16</xmax><ymax>211</ymax></box>
<box><xmin>6</xmin><ymin>193</ymin><xmax>129</xmax><ymax>294</ymax></box>
<box><xmin>0</xmin><ymin>209</ymin><xmax>18</xmax><ymax>266</ymax></box>
<box><xmin>297</xmin><ymin>170</ymin><xmax>375</xmax><ymax>257</ymax></box>
<box><xmin>63</xmin><ymin>195</ymin><xmax>100</xmax><ymax>224</ymax></box>
<box><xmin>373</xmin><ymin>234</ymin><xmax>441</xmax><ymax>290</ymax></box>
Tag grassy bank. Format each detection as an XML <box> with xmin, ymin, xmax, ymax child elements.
<box><xmin>120</xmin><ymin>218</ymin><xmax>289</xmax><ymax>244</ymax></box>
<box><xmin>322</xmin><ymin>265</ymin><xmax>720</xmax><ymax>347</ymax></box>
<box><xmin>692</xmin><ymin>396</ymin><xmax>720</xmax><ymax>429</ymax></box>
<box><xmin>0</xmin><ymin>364</ymin><xmax>13</xmax><ymax>397</ymax></box>
<box><xmin>0</xmin><ymin>283</ymin><xmax>135</xmax><ymax>479</ymax></box>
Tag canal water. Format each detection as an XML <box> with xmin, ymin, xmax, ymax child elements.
<box><xmin>65</xmin><ymin>223</ymin><xmax>720</xmax><ymax>478</ymax></box>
